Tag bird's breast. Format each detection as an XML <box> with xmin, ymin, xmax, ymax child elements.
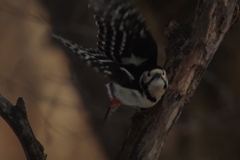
<box><xmin>111</xmin><ymin>83</ymin><xmax>156</xmax><ymax>108</ymax></box>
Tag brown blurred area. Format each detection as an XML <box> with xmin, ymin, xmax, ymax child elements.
<box><xmin>0</xmin><ymin>0</ymin><xmax>239</xmax><ymax>160</ymax></box>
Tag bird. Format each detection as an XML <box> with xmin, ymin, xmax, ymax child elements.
<box><xmin>52</xmin><ymin>0</ymin><xmax>168</xmax><ymax>120</ymax></box>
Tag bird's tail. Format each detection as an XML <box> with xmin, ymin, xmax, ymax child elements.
<box><xmin>104</xmin><ymin>105</ymin><xmax>120</xmax><ymax>121</ymax></box>
<box><xmin>104</xmin><ymin>83</ymin><xmax>121</xmax><ymax>121</ymax></box>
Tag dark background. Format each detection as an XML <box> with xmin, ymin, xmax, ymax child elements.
<box><xmin>0</xmin><ymin>0</ymin><xmax>239</xmax><ymax>159</ymax></box>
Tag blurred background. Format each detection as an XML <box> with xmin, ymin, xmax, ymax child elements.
<box><xmin>0</xmin><ymin>0</ymin><xmax>239</xmax><ymax>159</ymax></box>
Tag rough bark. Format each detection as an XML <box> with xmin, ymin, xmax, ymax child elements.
<box><xmin>117</xmin><ymin>0</ymin><xmax>240</xmax><ymax>159</ymax></box>
<box><xmin>0</xmin><ymin>95</ymin><xmax>47</xmax><ymax>160</ymax></box>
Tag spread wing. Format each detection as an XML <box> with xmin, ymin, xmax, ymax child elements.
<box><xmin>90</xmin><ymin>0</ymin><xmax>158</xmax><ymax>69</ymax></box>
<box><xmin>52</xmin><ymin>34</ymin><xmax>136</xmax><ymax>88</ymax></box>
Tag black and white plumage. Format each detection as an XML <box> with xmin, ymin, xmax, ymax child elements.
<box><xmin>53</xmin><ymin>0</ymin><xmax>168</xmax><ymax>120</ymax></box>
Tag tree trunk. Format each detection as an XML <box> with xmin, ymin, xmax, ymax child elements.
<box><xmin>117</xmin><ymin>0</ymin><xmax>240</xmax><ymax>159</ymax></box>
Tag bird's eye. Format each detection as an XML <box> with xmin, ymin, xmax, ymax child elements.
<box><xmin>163</xmin><ymin>83</ymin><xmax>167</xmax><ymax>89</ymax></box>
<box><xmin>147</xmin><ymin>72</ymin><xmax>150</xmax><ymax>77</ymax></box>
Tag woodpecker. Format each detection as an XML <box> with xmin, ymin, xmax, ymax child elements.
<box><xmin>53</xmin><ymin>0</ymin><xmax>168</xmax><ymax>120</ymax></box>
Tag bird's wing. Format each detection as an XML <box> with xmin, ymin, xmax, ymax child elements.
<box><xmin>52</xmin><ymin>34</ymin><xmax>136</xmax><ymax>88</ymax></box>
<box><xmin>90</xmin><ymin>0</ymin><xmax>158</xmax><ymax>68</ymax></box>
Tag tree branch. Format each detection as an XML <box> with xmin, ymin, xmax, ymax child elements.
<box><xmin>0</xmin><ymin>95</ymin><xmax>47</xmax><ymax>160</ymax></box>
<box><xmin>117</xmin><ymin>0</ymin><xmax>240</xmax><ymax>159</ymax></box>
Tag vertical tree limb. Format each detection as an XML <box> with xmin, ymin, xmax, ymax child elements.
<box><xmin>0</xmin><ymin>95</ymin><xmax>47</xmax><ymax>160</ymax></box>
<box><xmin>117</xmin><ymin>0</ymin><xmax>240</xmax><ymax>159</ymax></box>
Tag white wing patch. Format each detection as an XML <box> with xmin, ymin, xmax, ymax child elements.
<box><xmin>121</xmin><ymin>54</ymin><xmax>147</xmax><ymax>66</ymax></box>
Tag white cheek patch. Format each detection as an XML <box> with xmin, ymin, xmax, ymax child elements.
<box><xmin>141</xmin><ymin>71</ymin><xmax>150</xmax><ymax>83</ymax></box>
<box><xmin>121</xmin><ymin>54</ymin><xmax>147</xmax><ymax>66</ymax></box>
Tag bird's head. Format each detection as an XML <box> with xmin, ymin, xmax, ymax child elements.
<box><xmin>140</xmin><ymin>67</ymin><xmax>168</xmax><ymax>103</ymax></box>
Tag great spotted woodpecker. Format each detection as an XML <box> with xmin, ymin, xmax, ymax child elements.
<box><xmin>52</xmin><ymin>0</ymin><xmax>168</xmax><ymax>120</ymax></box>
